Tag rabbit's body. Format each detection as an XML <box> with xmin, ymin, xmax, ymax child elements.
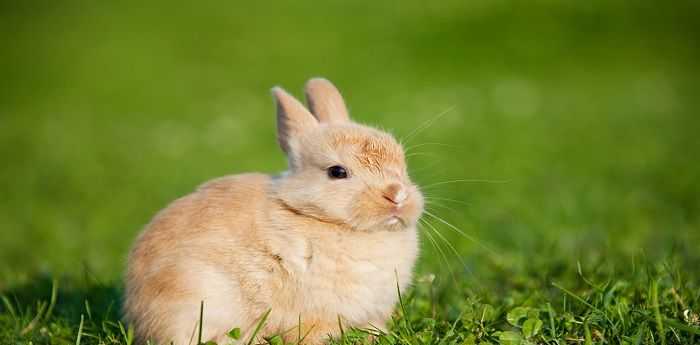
<box><xmin>125</xmin><ymin>79</ymin><xmax>423</xmax><ymax>344</ymax></box>
<box><xmin>125</xmin><ymin>174</ymin><xmax>418</xmax><ymax>344</ymax></box>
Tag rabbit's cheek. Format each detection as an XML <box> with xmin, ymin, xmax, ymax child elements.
<box><xmin>402</xmin><ymin>199</ymin><xmax>424</xmax><ymax>225</ymax></box>
<box><xmin>346</xmin><ymin>188</ymin><xmax>385</xmax><ymax>230</ymax></box>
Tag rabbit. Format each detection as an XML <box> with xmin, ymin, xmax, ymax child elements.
<box><xmin>123</xmin><ymin>78</ymin><xmax>424</xmax><ymax>345</ymax></box>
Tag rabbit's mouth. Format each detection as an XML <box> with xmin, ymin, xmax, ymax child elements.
<box><xmin>383</xmin><ymin>215</ymin><xmax>409</xmax><ymax>231</ymax></box>
<box><xmin>377</xmin><ymin>191</ymin><xmax>423</xmax><ymax>231</ymax></box>
<box><xmin>386</xmin><ymin>215</ymin><xmax>406</xmax><ymax>226</ymax></box>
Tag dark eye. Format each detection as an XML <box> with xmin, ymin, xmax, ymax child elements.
<box><xmin>327</xmin><ymin>165</ymin><xmax>348</xmax><ymax>179</ymax></box>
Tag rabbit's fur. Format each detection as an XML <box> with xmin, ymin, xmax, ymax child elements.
<box><xmin>124</xmin><ymin>78</ymin><xmax>424</xmax><ymax>345</ymax></box>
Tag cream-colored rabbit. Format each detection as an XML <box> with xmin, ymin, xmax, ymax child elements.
<box><xmin>124</xmin><ymin>78</ymin><xmax>424</xmax><ymax>345</ymax></box>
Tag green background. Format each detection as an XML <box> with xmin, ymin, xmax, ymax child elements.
<box><xmin>1</xmin><ymin>1</ymin><xmax>699</xmax><ymax>343</ymax></box>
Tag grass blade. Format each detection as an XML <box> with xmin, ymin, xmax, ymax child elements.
<box><xmin>583</xmin><ymin>320</ymin><xmax>592</xmax><ymax>345</ymax></box>
<box><xmin>198</xmin><ymin>301</ymin><xmax>204</xmax><ymax>345</ymax></box>
<box><xmin>75</xmin><ymin>314</ymin><xmax>85</xmax><ymax>345</ymax></box>
<box><xmin>551</xmin><ymin>282</ymin><xmax>600</xmax><ymax>312</ymax></box>
<box><xmin>43</xmin><ymin>278</ymin><xmax>58</xmax><ymax>322</ymax></box>
<box><xmin>395</xmin><ymin>271</ymin><xmax>414</xmax><ymax>334</ymax></box>
<box><xmin>650</xmin><ymin>279</ymin><xmax>667</xmax><ymax>345</ymax></box>
<box><xmin>20</xmin><ymin>300</ymin><xmax>47</xmax><ymax>335</ymax></box>
<box><xmin>247</xmin><ymin>309</ymin><xmax>272</xmax><ymax>345</ymax></box>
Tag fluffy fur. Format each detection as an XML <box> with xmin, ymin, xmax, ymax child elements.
<box><xmin>123</xmin><ymin>78</ymin><xmax>424</xmax><ymax>345</ymax></box>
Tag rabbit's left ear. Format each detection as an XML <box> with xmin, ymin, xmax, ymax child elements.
<box><xmin>272</xmin><ymin>86</ymin><xmax>318</xmax><ymax>157</ymax></box>
<box><xmin>305</xmin><ymin>78</ymin><xmax>350</xmax><ymax>124</ymax></box>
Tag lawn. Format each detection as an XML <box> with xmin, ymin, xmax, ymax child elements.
<box><xmin>1</xmin><ymin>0</ymin><xmax>699</xmax><ymax>344</ymax></box>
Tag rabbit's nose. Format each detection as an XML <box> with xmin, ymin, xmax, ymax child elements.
<box><xmin>383</xmin><ymin>183</ymin><xmax>407</xmax><ymax>205</ymax></box>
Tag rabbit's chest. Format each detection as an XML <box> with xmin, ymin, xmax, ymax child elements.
<box><xmin>279</xmin><ymin>228</ymin><xmax>419</xmax><ymax>324</ymax></box>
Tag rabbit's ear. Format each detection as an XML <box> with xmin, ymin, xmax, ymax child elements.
<box><xmin>272</xmin><ymin>87</ymin><xmax>318</xmax><ymax>155</ymax></box>
<box><xmin>304</xmin><ymin>78</ymin><xmax>350</xmax><ymax>124</ymax></box>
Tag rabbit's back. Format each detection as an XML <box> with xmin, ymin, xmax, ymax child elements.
<box><xmin>124</xmin><ymin>173</ymin><xmax>273</xmax><ymax>344</ymax></box>
<box><xmin>126</xmin><ymin>173</ymin><xmax>271</xmax><ymax>276</ymax></box>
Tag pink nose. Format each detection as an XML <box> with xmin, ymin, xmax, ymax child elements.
<box><xmin>383</xmin><ymin>183</ymin><xmax>407</xmax><ymax>205</ymax></box>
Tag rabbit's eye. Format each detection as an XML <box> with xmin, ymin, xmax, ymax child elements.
<box><xmin>327</xmin><ymin>165</ymin><xmax>348</xmax><ymax>179</ymax></box>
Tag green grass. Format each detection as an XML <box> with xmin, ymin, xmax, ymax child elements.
<box><xmin>2</xmin><ymin>254</ymin><xmax>699</xmax><ymax>344</ymax></box>
<box><xmin>1</xmin><ymin>0</ymin><xmax>699</xmax><ymax>344</ymax></box>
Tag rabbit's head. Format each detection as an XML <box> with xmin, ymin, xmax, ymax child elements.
<box><xmin>271</xmin><ymin>78</ymin><xmax>423</xmax><ymax>232</ymax></box>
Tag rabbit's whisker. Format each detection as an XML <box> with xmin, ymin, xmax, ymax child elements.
<box><xmin>424</xmin><ymin>195</ymin><xmax>471</xmax><ymax>207</ymax></box>
<box><xmin>423</xmin><ymin>210</ymin><xmax>496</xmax><ymax>256</ymax></box>
<box><xmin>400</xmin><ymin>106</ymin><xmax>455</xmax><ymax>145</ymax></box>
<box><xmin>409</xmin><ymin>159</ymin><xmax>446</xmax><ymax>175</ymax></box>
<box><xmin>421</xmin><ymin>217</ymin><xmax>470</xmax><ymax>274</ymax></box>
<box><xmin>419</xmin><ymin>218</ymin><xmax>457</xmax><ymax>284</ymax></box>
<box><xmin>425</xmin><ymin>200</ymin><xmax>461</xmax><ymax>214</ymax></box>
<box><xmin>422</xmin><ymin>178</ymin><xmax>510</xmax><ymax>189</ymax></box>
<box><xmin>405</xmin><ymin>152</ymin><xmax>437</xmax><ymax>159</ymax></box>
<box><xmin>404</xmin><ymin>142</ymin><xmax>461</xmax><ymax>154</ymax></box>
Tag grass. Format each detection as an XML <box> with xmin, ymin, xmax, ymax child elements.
<box><xmin>2</xmin><ymin>254</ymin><xmax>699</xmax><ymax>344</ymax></box>
<box><xmin>1</xmin><ymin>0</ymin><xmax>700</xmax><ymax>344</ymax></box>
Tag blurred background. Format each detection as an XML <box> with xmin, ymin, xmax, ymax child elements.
<box><xmin>1</xmin><ymin>0</ymin><xmax>699</xmax><ymax>287</ymax></box>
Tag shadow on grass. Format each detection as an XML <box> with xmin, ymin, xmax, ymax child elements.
<box><xmin>3</xmin><ymin>274</ymin><xmax>123</xmax><ymax>320</ymax></box>
<box><xmin>1</xmin><ymin>273</ymin><xmax>125</xmax><ymax>344</ymax></box>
